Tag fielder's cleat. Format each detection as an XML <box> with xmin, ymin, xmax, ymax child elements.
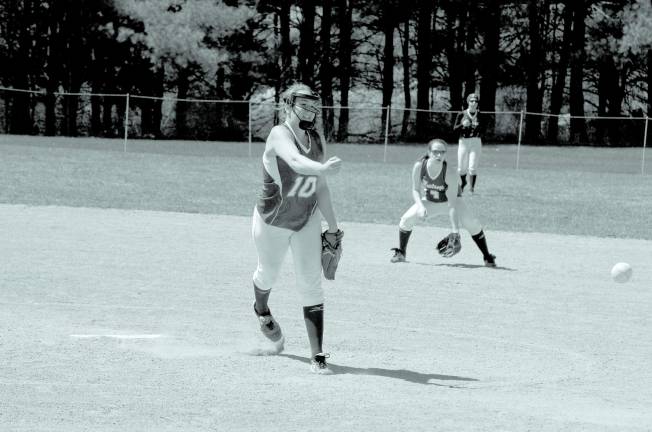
<box><xmin>390</xmin><ymin>248</ymin><xmax>406</xmax><ymax>263</ymax></box>
<box><xmin>484</xmin><ymin>254</ymin><xmax>496</xmax><ymax>268</ymax></box>
<box><xmin>310</xmin><ymin>353</ymin><xmax>333</xmax><ymax>375</ymax></box>
<box><xmin>254</xmin><ymin>303</ymin><xmax>285</xmax><ymax>353</ymax></box>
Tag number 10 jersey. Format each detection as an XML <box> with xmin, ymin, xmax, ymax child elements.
<box><xmin>256</xmin><ymin>124</ymin><xmax>324</xmax><ymax>232</ymax></box>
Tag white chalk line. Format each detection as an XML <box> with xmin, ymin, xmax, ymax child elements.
<box><xmin>0</xmin><ymin>301</ymin><xmax>177</xmax><ymax>311</ymax></box>
<box><xmin>69</xmin><ymin>334</ymin><xmax>165</xmax><ymax>340</ymax></box>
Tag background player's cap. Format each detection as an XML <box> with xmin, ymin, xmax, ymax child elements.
<box><xmin>467</xmin><ymin>93</ymin><xmax>479</xmax><ymax>103</ymax></box>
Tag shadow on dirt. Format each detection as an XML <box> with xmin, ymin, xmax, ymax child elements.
<box><xmin>412</xmin><ymin>261</ymin><xmax>516</xmax><ymax>271</ymax></box>
<box><xmin>279</xmin><ymin>354</ymin><xmax>479</xmax><ymax>387</ymax></box>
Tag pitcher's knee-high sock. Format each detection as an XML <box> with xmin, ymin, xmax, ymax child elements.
<box><xmin>460</xmin><ymin>174</ymin><xmax>468</xmax><ymax>191</ymax></box>
<box><xmin>399</xmin><ymin>228</ymin><xmax>412</xmax><ymax>254</ymax></box>
<box><xmin>303</xmin><ymin>304</ymin><xmax>324</xmax><ymax>357</ymax></box>
<box><xmin>471</xmin><ymin>230</ymin><xmax>491</xmax><ymax>258</ymax></box>
<box><xmin>254</xmin><ymin>283</ymin><xmax>271</xmax><ymax>315</ymax></box>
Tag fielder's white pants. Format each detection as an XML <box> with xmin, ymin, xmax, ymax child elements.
<box><xmin>252</xmin><ymin>207</ymin><xmax>324</xmax><ymax>306</ymax></box>
<box><xmin>398</xmin><ymin>198</ymin><xmax>482</xmax><ymax>235</ymax></box>
<box><xmin>457</xmin><ymin>137</ymin><xmax>482</xmax><ymax>175</ymax></box>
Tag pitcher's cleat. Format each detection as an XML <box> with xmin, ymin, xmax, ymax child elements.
<box><xmin>390</xmin><ymin>248</ymin><xmax>406</xmax><ymax>263</ymax></box>
<box><xmin>254</xmin><ymin>303</ymin><xmax>285</xmax><ymax>353</ymax></box>
<box><xmin>310</xmin><ymin>353</ymin><xmax>333</xmax><ymax>375</ymax></box>
<box><xmin>484</xmin><ymin>254</ymin><xmax>496</xmax><ymax>268</ymax></box>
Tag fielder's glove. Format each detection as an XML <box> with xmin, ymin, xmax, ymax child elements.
<box><xmin>321</xmin><ymin>229</ymin><xmax>344</xmax><ymax>280</ymax></box>
<box><xmin>437</xmin><ymin>232</ymin><xmax>461</xmax><ymax>258</ymax></box>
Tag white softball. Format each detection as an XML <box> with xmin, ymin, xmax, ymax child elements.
<box><xmin>610</xmin><ymin>262</ymin><xmax>632</xmax><ymax>283</ymax></box>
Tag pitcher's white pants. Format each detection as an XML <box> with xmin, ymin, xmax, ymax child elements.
<box><xmin>252</xmin><ymin>207</ymin><xmax>323</xmax><ymax>306</ymax></box>
<box><xmin>457</xmin><ymin>137</ymin><xmax>482</xmax><ymax>176</ymax></box>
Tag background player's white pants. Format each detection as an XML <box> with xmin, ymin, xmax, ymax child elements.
<box><xmin>252</xmin><ymin>207</ymin><xmax>323</xmax><ymax>306</ymax></box>
<box><xmin>457</xmin><ymin>137</ymin><xmax>482</xmax><ymax>175</ymax></box>
<box><xmin>399</xmin><ymin>199</ymin><xmax>482</xmax><ymax>235</ymax></box>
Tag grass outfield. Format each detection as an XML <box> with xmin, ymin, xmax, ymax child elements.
<box><xmin>1</xmin><ymin>134</ymin><xmax>651</xmax><ymax>239</ymax></box>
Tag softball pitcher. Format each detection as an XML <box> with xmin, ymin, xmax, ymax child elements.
<box><xmin>390</xmin><ymin>138</ymin><xmax>496</xmax><ymax>267</ymax></box>
<box><xmin>252</xmin><ymin>83</ymin><xmax>342</xmax><ymax>374</ymax></box>
<box><xmin>453</xmin><ymin>93</ymin><xmax>483</xmax><ymax>194</ymax></box>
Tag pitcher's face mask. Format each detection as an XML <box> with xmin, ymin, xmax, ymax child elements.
<box><xmin>289</xmin><ymin>92</ymin><xmax>320</xmax><ymax>131</ymax></box>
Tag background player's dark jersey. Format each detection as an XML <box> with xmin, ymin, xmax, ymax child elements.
<box><xmin>420</xmin><ymin>158</ymin><xmax>448</xmax><ymax>203</ymax></box>
<box><xmin>453</xmin><ymin>110</ymin><xmax>483</xmax><ymax>138</ymax></box>
<box><xmin>257</xmin><ymin>125</ymin><xmax>324</xmax><ymax>231</ymax></box>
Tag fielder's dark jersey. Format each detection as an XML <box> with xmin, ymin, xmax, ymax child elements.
<box><xmin>257</xmin><ymin>124</ymin><xmax>324</xmax><ymax>231</ymax></box>
<box><xmin>453</xmin><ymin>110</ymin><xmax>483</xmax><ymax>139</ymax></box>
<box><xmin>420</xmin><ymin>158</ymin><xmax>449</xmax><ymax>203</ymax></box>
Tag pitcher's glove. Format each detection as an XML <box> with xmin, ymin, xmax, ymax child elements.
<box><xmin>321</xmin><ymin>229</ymin><xmax>344</xmax><ymax>280</ymax></box>
<box><xmin>437</xmin><ymin>232</ymin><xmax>461</xmax><ymax>258</ymax></box>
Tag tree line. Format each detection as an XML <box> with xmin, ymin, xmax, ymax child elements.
<box><xmin>1</xmin><ymin>0</ymin><xmax>651</xmax><ymax>144</ymax></box>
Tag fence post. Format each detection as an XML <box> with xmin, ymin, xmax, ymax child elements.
<box><xmin>383</xmin><ymin>105</ymin><xmax>391</xmax><ymax>163</ymax></box>
<box><xmin>643</xmin><ymin>116</ymin><xmax>649</xmax><ymax>176</ymax></box>
<box><xmin>248</xmin><ymin>100</ymin><xmax>253</xmax><ymax>157</ymax></box>
<box><xmin>123</xmin><ymin>93</ymin><xmax>130</xmax><ymax>153</ymax></box>
<box><xmin>516</xmin><ymin>110</ymin><xmax>524</xmax><ymax>170</ymax></box>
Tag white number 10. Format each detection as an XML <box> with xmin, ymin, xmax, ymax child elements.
<box><xmin>287</xmin><ymin>176</ymin><xmax>317</xmax><ymax>198</ymax></box>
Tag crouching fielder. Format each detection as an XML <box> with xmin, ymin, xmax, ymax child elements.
<box><xmin>390</xmin><ymin>138</ymin><xmax>496</xmax><ymax>267</ymax></box>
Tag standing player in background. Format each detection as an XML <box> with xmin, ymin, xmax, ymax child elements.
<box><xmin>251</xmin><ymin>83</ymin><xmax>343</xmax><ymax>374</ymax></box>
<box><xmin>453</xmin><ymin>93</ymin><xmax>483</xmax><ymax>194</ymax></box>
<box><xmin>390</xmin><ymin>138</ymin><xmax>496</xmax><ymax>267</ymax></box>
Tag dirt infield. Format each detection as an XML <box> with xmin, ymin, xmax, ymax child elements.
<box><xmin>1</xmin><ymin>204</ymin><xmax>651</xmax><ymax>431</ymax></box>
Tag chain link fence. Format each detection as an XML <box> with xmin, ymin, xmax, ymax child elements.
<box><xmin>0</xmin><ymin>86</ymin><xmax>648</xmax><ymax>173</ymax></box>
